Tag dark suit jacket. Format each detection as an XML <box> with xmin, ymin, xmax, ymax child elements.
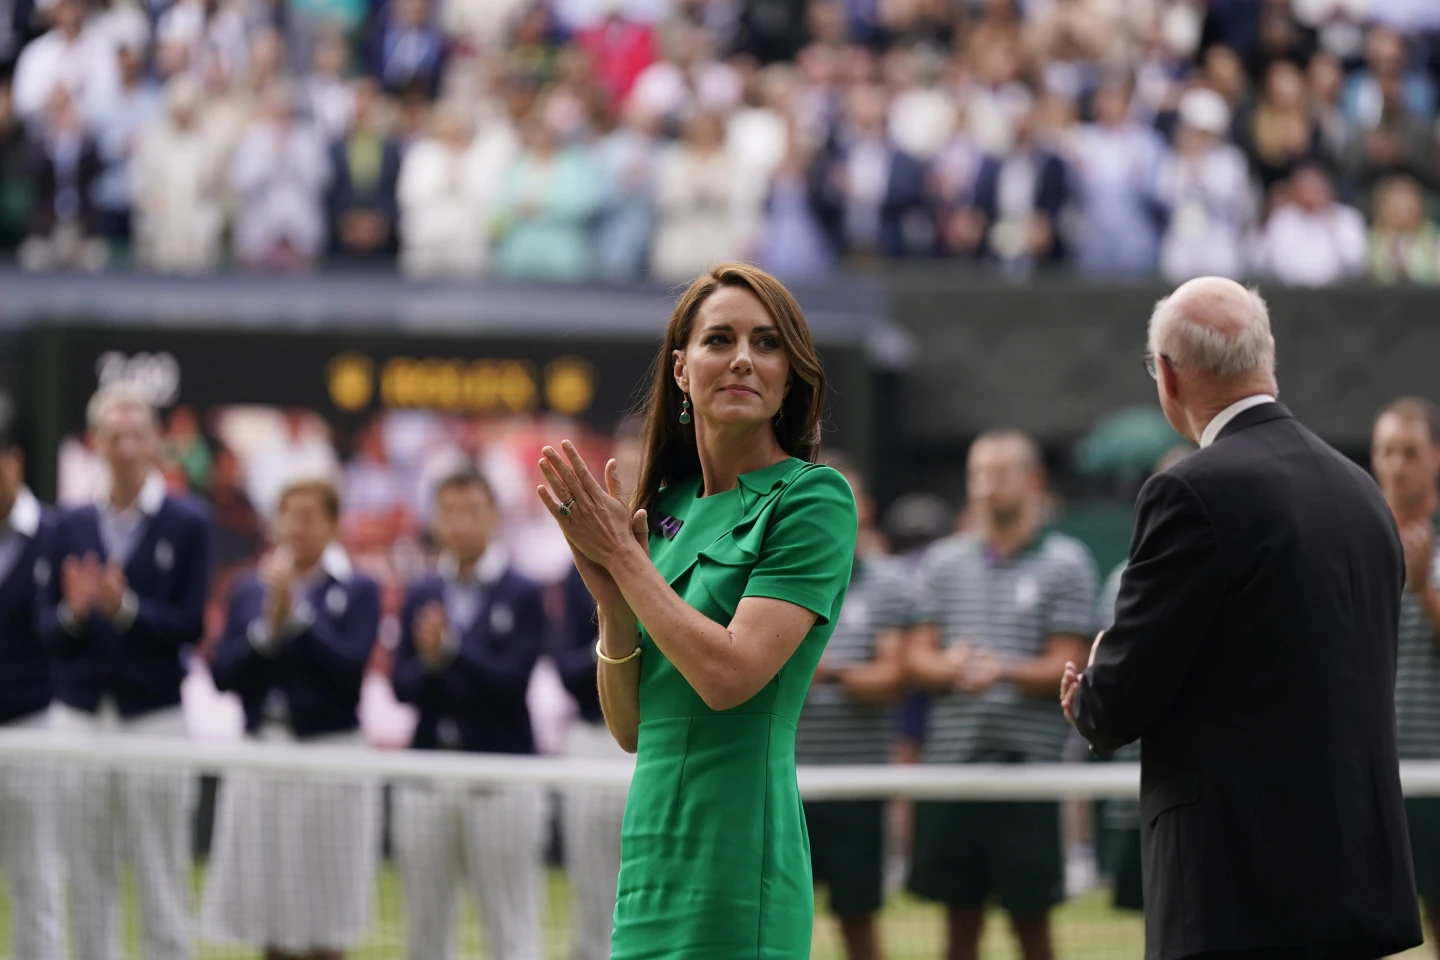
<box><xmin>211</xmin><ymin>568</ymin><xmax>381</xmax><ymax>739</ymax></box>
<box><xmin>41</xmin><ymin>494</ymin><xmax>211</xmax><ymax>717</ymax></box>
<box><xmin>551</xmin><ymin>566</ymin><xmax>602</xmax><ymax>725</ymax></box>
<box><xmin>391</xmin><ymin>567</ymin><xmax>546</xmax><ymax>755</ymax></box>
<box><xmin>810</xmin><ymin>141</ymin><xmax>932</xmax><ymax>258</ymax></box>
<box><xmin>0</xmin><ymin>501</ymin><xmax>54</xmax><ymax>724</ymax></box>
<box><xmin>971</xmin><ymin>150</ymin><xmax>1070</xmax><ymax>262</ymax></box>
<box><xmin>25</xmin><ymin>130</ymin><xmax>104</xmax><ymax>237</ymax></box>
<box><xmin>326</xmin><ymin>134</ymin><xmax>401</xmax><ymax>255</ymax></box>
<box><xmin>1072</xmin><ymin>402</ymin><xmax>1421</xmax><ymax>960</ymax></box>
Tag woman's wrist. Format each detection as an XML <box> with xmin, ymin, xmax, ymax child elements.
<box><xmin>598</xmin><ymin>604</ymin><xmax>639</xmax><ymax>658</ymax></box>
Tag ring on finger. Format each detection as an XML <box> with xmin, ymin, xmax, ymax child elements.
<box><xmin>559</xmin><ymin>497</ymin><xmax>577</xmax><ymax>516</ymax></box>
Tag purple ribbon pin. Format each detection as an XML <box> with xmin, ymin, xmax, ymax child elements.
<box><xmin>653</xmin><ymin>514</ymin><xmax>683</xmax><ymax>540</ymax></box>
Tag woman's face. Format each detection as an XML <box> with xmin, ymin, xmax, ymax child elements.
<box><xmin>674</xmin><ymin>286</ymin><xmax>792</xmax><ymax>431</ymax></box>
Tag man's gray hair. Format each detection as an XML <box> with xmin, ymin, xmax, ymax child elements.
<box><xmin>1147</xmin><ymin>285</ymin><xmax>1275</xmax><ymax>378</ymax></box>
<box><xmin>86</xmin><ymin>381</ymin><xmax>159</xmax><ymax>433</ymax></box>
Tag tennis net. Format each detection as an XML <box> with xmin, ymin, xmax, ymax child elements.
<box><xmin>0</xmin><ymin>730</ymin><xmax>1434</xmax><ymax>960</ymax></box>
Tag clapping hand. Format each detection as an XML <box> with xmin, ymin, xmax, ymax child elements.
<box><xmin>258</xmin><ymin>548</ymin><xmax>295</xmax><ymax>636</ymax></box>
<box><xmin>1061</xmin><ymin>631</ymin><xmax>1104</xmax><ymax>725</ymax></box>
<box><xmin>62</xmin><ymin>553</ymin><xmax>103</xmax><ymax>619</ymax></box>
<box><xmin>1060</xmin><ymin>661</ymin><xmax>1081</xmax><ymax>724</ymax></box>
<box><xmin>813</xmin><ymin>658</ymin><xmax>843</xmax><ymax>686</ymax></box>
<box><xmin>1403</xmin><ymin>523</ymin><xmax>1434</xmax><ymax>594</ymax></box>
<box><xmin>96</xmin><ymin>563</ymin><xmax>128</xmax><ymax>619</ymax></box>
<box><xmin>537</xmin><ymin>440</ymin><xmax>650</xmax><ymax>610</ymax></box>
<box><xmin>413</xmin><ymin>602</ymin><xmax>449</xmax><ymax>668</ymax></box>
<box><xmin>948</xmin><ymin>641</ymin><xmax>1003</xmax><ymax>693</ymax></box>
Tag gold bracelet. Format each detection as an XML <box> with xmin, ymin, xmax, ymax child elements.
<box><xmin>595</xmin><ymin>638</ymin><xmax>642</xmax><ymax>665</ymax></box>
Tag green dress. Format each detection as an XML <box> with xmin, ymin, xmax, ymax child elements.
<box><xmin>610</xmin><ymin>458</ymin><xmax>858</xmax><ymax>960</ymax></box>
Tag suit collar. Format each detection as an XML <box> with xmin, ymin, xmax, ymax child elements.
<box><xmin>96</xmin><ymin>471</ymin><xmax>166</xmax><ymax>517</ymax></box>
<box><xmin>1214</xmin><ymin>399</ymin><xmax>1292</xmax><ymax>444</ymax></box>
<box><xmin>4</xmin><ymin>488</ymin><xmax>40</xmax><ymax>538</ymax></box>
<box><xmin>1200</xmin><ymin>395</ymin><xmax>1276</xmax><ymax>448</ymax></box>
<box><xmin>437</xmin><ymin>546</ymin><xmax>508</xmax><ymax>587</ymax></box>
<box><xmin>319</xmin><ymin>543</ymin><xmax>353</xmax><ymax>583</ymax></box>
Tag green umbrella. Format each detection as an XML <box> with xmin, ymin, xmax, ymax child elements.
<box><xmin>1074</xmin><ymin>407</ymin><xmax>1185</xmax><ymax>483</ymax></box>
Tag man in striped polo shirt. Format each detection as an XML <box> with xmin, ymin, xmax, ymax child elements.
<box><xmin>796</xmin><ymin>457</ymin><xmax>910</xmax><ymax>960</ymax></box>
<box><xmin>907</xmin><ymin>430</ymin><xmax>1098</xmax><ymax>960</ymax></box>
<box><xmin>1373</xmin><ymin>396</ymin><xmax>1440</xmax><ymax>947</ymax></box>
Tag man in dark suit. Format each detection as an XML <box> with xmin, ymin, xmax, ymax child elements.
<box><xmin>810</xmin><ymin>84</ymin><xmax>934</xmax><ymax>260</ymax></box>
<box><xmin>960</xmin><ymin>105</ymin><xmax>1070</xmax><ymax>268</ymax></box>
<box><xmin>42</xmin><ymin>382</ymin><xmax>211</xmax><ymax>960</ymax></box>
<box><xmin>0</xmin><ymin>418</ymin><xmax>62</xmax><ymax>960</ymax></box>
<box><xmin>390</xmin><ymin>469</ymin><xmax>548</xmax><ymax>960</ymax></box>
<box><xmin>326</xmin><ymin>78</ymin><xmax>402</xmax><ymax>260</ymax></box>
<box><xmin>1061</xmin><ymin>276</ymin><xmax>1422</xmax><ymax>960</ymax></box>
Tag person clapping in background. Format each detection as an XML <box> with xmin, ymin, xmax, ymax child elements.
<box><xmin>0</xmin><ymin>412</ymin><xmax>62</xmax><ymax>960</ymax></box>
<box><xmin>906</xmin><ymin>430</ymin><xmax>1097</xmax><ymax>960</ymax></box>
<box><xmin>391</xmin><ymin>470</ymin><xmax>549</xmax><ymax>960</ymax></box>
<box><xmin>204</xmin><ymin>477</ymin><xmax>382</xmax><ymax>960</ymax></box>
<box><xmin>44</xmin><ymin>382</ymin><xmax>212</xmax><ymax>960</ymax></box>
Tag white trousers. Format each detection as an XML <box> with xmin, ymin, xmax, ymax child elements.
<box><xmin>392</xmin><ymin>781</ymin><xmax>546</xmax><ymax>960</ymax></box>
<box><xmin>560</xmin><ymin>721</ymin><xmax>630</xmax><ymax>960</ymax></box>
<box><xmin>0</xmin><ymin>709</ymin><xmax>63</xmax><ymax>960</ymax></box>
<box><xmin>52</xmin><ymin>703</ymin><xmax>194</xmax><ymax>960</ymax></box>
<box><xmin>201</xmin><ymin>729</ymin><xmax>380</xmax><ymax>952</ymax></box>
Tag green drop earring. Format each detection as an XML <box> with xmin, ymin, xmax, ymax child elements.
<box><xmin>679</xmin><ymin>394</ymin><xmax>691</xmax><ymax>425</ymax></box>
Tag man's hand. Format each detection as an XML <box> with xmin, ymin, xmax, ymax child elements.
<box><xmin>413</xmin><ymin>602</ymin><xmax>450</xmax><ymax>668</ymax></box>
<box><xmin>812</xmin><ymin>658</ymin><xmax>838</xmax><ymax>685</ymax></box>
<box><xmin>954</xmin><ymin>644</ymin><xmax>1003</xmax><ymax>693</ymax></box>
<box><xmin>1404</xmin><ymin>523</ymin><xmax>1434</xmax><ymax>595</ymax></box>
<box><xmin>1061</xmin><ymin>661</ymin><xmax>1082</xmax><ymax>724</ymax></box>
<box><xmin>96</xmin><ymin>563</ymin><xmax>128</xmax><ymax>619</ymax></box>
<box><xmin>1089</xmin><ymin>629</ymin><xmax>1105</xmax><ymax>667</ymax></box>
<box><xmin>259</xmin><ymin>549</ymin><xmax>295</xmax><ymax>636</ymax></box>
<box><xmin>62</xmin><ymin>554</ymin><xmax>101</xmax><ymax>618</ymax></box>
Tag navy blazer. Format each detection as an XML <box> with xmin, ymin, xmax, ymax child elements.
<box><xmin>971</xmin><ymin>150</ymin><xmax>1071</xmax><ymax>262</ymax></box>
<box><xmin>0</xmin><ymin>494</ymin><xmax>56</xmax><ymax>725</ymax></box>
<box><xmin>326</xmin><ymin>135</ymin><xmax>402</xmax><ymax>255</ymax></box>
<box><xmin>211</xmin><ymin>562</ymin><xmax>380</xmax><ymax>739</ymax></box>
<box><xmin>392</xmin><ymin>565</ymin><xmax>546</xmax><ymax>755</ymax></box>
<box><xmin>551</xmin><ymin>566</ymin><xmax>602</xmax><ymax>725</ymax></box>
<box><xmin>41</xmin><ymin>493</ymin><xmax>211</xmax><ymax>717</ymax></box>
<box><xmin>810</xmin><ymin>142</ymin><xmax>933</xmax><ymax>258</ymax></box>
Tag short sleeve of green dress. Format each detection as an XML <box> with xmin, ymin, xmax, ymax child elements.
<box><xmin>610</xmin><ymin>457</ymin><xmax>858</xmax><ymax>960</ymax></box>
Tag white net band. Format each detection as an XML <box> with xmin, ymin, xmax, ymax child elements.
<box><xmin>3</xmin><ymin>730</ymin><xmax>1440</xmax><ymax>798</ymax></box>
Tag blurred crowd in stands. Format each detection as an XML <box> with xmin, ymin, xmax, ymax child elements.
<box><xmin>0</xmin><ymin>0</ymin><xmax>1438</xmax><ymax>284</ymax></box>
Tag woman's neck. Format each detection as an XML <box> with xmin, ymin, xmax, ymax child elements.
<box><xmin>694</xmin><ymin>421</ymin><xmax>790</xmax><ymax>498</ymax></box>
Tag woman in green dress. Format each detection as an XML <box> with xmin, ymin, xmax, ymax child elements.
<box><xmin>536</xmin><ymin>262</ymin><xmax>858</xmax><ymax>960</ymax></box>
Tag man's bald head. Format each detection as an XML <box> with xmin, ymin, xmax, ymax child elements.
<box><xmin>1148</xmin><ymin>277</ymin><xmax>1276</xmax><ymax>381</ymax></box>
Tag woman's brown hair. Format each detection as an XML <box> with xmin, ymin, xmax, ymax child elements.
<box><xmin>629</xmin><ymin>263</ymin><xmax>827</xmax><ymax>515</ymax></box>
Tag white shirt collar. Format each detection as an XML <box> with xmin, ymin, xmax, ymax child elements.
<box><xmin>438</xmin><ymin>545</ymin><xmax>508</xmax><ymax>587</ymax></box>
<box><xmin>320</xmin><ymin>543</ymin><xmax>353</xmax><ymax>583</ymax></box>
<box><xmin>98</xmin><ymin>471</ymin><xmax>167</xmax><ymax>517</ymax></box>
<box><xmin>1200</xmin><ymin>395</ymin><xmax>1277</xmax><ymax>449</ymax></box>
<box><xmin>5</xmin><ymin>488</ymin><xmax>40</xmax><ymax>538</ymax></box>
